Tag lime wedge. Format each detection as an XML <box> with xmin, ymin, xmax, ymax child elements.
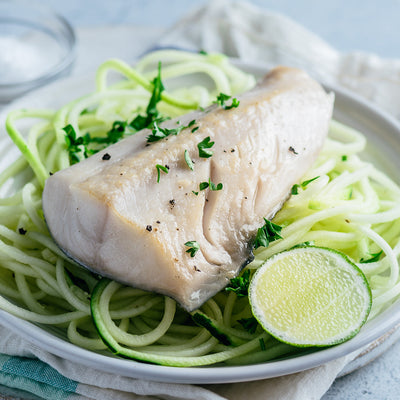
<box><xmin>249</xmin><ymin>246</ymin><xmax>372</xmax><ymax>347</ymax></box>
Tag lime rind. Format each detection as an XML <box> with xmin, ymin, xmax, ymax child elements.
<box><xmin>249</xmin><ymin>246</ymin><xmax>372</xmax><ymax>347</ymax></box>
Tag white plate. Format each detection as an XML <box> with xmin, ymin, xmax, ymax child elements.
<box><xmin>1</xmin><ymin>61</ymin><xmax>400</xmax><ymax>384</ymax></box>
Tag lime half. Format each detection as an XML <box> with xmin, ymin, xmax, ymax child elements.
<box><xmin>249</xmin><ymin>246</ymin><xmax>372</xmax><ymax>347</ymax></box>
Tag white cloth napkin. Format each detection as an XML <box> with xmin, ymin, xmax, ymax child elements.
<box><xmin>157</xmin><ymin>0</ymin><xmax>400</xmax><ymax>119</ymax></box>
<box><xmin>1</xmin><ymin>1</ymin><xmax>400</xmax><ymax>399</ymax></box>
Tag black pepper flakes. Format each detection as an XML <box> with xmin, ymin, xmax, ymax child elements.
<box><xmin>102</xmin><ymin>153</ymin><xmax>111</xmax><ymax>160</ymax></box>
<box><xmin>230</xmin><ymin>148</ymin><xmax>235</xmax><ymax>153</ymax></box>
<box><xmin>146</xmin><ymin>225</ymin><xmax>153</xmax><ymax>232</ymax></box>
<box><xmin>194</xmin><ymin>266</ymin><xmax>201</xmax><ymax>272</ymax></box>
<box><xmin>289</xmin><ymin>146</ymin><xmax>298</xmax><ymax>155</ymax></box>
<box><xmin>169</xmin><ymin>199</ymin><xmax>175</xmax><ymax>207</ymax></box>
<box><xmin>18</xmin><ymin>227</ymin><xmax>27</xmax><ymax>235</ymax></box>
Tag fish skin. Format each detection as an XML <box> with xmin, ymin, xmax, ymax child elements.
<box><xmin>42</xmin><ymin>66</ymin><xmax>334</xmax><ymax>311</ymax></box>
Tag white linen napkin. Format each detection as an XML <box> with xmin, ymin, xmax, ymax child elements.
<box><xmin>157</xmin><ymin>0</ymin><xmax>400</xmax><ymax>119</ymax></box>
<box><xmin>1</xmin><ymin>1</ymin><xmax>400</xmax><ymax>399</ymax></box>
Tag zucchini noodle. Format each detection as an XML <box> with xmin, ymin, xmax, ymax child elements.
<box><xmin>1</xmin><ymin>50</ymin><xmax>400</xmax><ymax>366</ymax></box>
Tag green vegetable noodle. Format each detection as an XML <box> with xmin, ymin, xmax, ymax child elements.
<box><xmin>1</xmin><ymin>49</ymin><xmax>400</xmax><ymax>367</ymax></box>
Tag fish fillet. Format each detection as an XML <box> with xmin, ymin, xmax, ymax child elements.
<box><xmin>42</xmin><ymin>66</ymin><xmax>334</xmax><ymax>311</ymax></box>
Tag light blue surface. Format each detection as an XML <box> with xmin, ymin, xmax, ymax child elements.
<box><xmin>43</xmin><ymin>0</ymin><xmax>400</xmax><ymax>58</ymax></box>
<box><xmin>2</xmin><ymin>0</ymin><xmax>400</xmax><ymax>398</ymax></box>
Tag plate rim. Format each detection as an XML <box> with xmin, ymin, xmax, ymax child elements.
<box><xmin>1</xmin><ymin>60</ymin><xmax>400</xmax><ymax>384</ymax></box>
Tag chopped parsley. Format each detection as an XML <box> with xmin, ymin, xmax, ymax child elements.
<box><xmin>342</xmin><ymin>155</ymin><xmax>348</xmax><ymax>161</ymax></box>
<box><xmin>130</xmin><ymin>62</ymin><xmax>165</xmax><ymax>132</ymax></box>
<box><xmin>197</xmin><ymin>136</ymin><xmax>214</xmax><ymax>158</ymax></box>
<box><xmin>184</xmin><ymin>241</ymin><xmax>200</xmax><ymax>257</ymax></box>
<box><xmin>64</xmin><ymin>121</ymin><xmax>133</xmax><ymax>164</ymax></box>
<box><xmin>198</xmin><ymin>179</ymin><xmax>223</xmax><ymax>191</ymax></box>
<box><xmin>184</xmin><ymin>150</ymin><xmax>194</xmax><ymax>170</ymax></box>
<box><xmin>214</xmin><ymin>93</ymin><xmax>240</xmax><ymax>110</ymax></box>
<box><xmin>64</xmin><ymin>124</ymin><xmax>84</xmax><ymax>164</ymax></box>
<box><xmin>253</xmin><ymin>219</ymin><xmax>282</xmax><ymax>249</ymax></box>
<box><xmin>90</xmin><ymin>121</ymin><xmax>128</xmax><ymax>145</ymax></box>
<box><xmin>155</xmin><ymin>164</ymin><xmax>169</xmax><ymax>182</ymax></box>
<box><xmin>291</xmin><ymin>176</ymin><xmax>320</xmax><ymax>195</ymax></box>
<box><xmin>147</xmin><ymin>120</ymin><xmax>197</xmax><ymax>143</ymax></box>
<box><xmin>226</xmin><ymin>269</ymin><xmax>251</xmax><ymax>297</ymax></box>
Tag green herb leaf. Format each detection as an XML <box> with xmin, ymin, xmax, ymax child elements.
<box><xmin>184</xmin><ymin>241</ymin><xmax>200</xmax><ymax>257</ymax></box>
<box><xmin>209</xmin><ymin>179</ymin><xmax>223</xmax><ymax>191</ymax></box>
<box><xmin>237</xmin><ymin>317</ymin><xmax>258</xmax><ymax>333</ymax></box>
<box><xmin>199</xmin><ymin>181</ymin><xmax>209</xmax><ymax>191</ymax></box>
<box><xmin>291</xmin><ymin>184</ymin><xmax>300</xmax><ymax>195</ymax></box>
<box><xmin>63</xmin><ymin>124</ymin><xmax>85</xmax><ymax>164</ymax></box>
<box><xmin>360</xmin><ymin>250</ymin><xmax>383</xmax><ymax>264</ymax></box>
<box><xmin>155</xmin><ymin>164</ymin><xmax>169</xmax><ymax>183</ymax></box>
<box><xmin>130</xmin><ymin>62</ymin><xmax>166</xmax><ymax>132</ymax></box>
<box><xmin>342</xmin><ymin>155</ymin><xmax>348</xmax><ymax>161</ymax></box>
<box><xmin>214</xmin><ymin>93</ymin><xmax>240</xmax><ymax>110</ymax></box>
<box><xmin>259</xmin><ymin>338</ymin><xmax>266</xmax><ymax>351</ymax></box>
<box><xmin>226</xmin><ymin>269</ymin><xmax>251</xmax><ymax>297</ymax></box>
<box><xmin>198</xmin><ymin>178</ymin><xmax>223</xmax><ymax>192</ymax></box>
<box><xmin>184</xmin><ymin>150</ymin><xmax>194</xmax><ymax>170</ymax></box>
<box><xmin>301</xmin><ymin>176</ymin><xmax>320</xmax><ymax>188</ymax></box>
<box><xmin>254</xmin><ymin>219</ymin><xmax>283</xmax><ymax>249</ymax></box>
<box><xmin>291</xmin><ymin>176</ymin><xmax>320</xmax><ymax>195</ymax></box>
<box><xmin>147</xmin><ymin>120</ymin><xmax>196</xmax><ymax>143</ymax></box>
<box><xmin>197</xmin><ymin>136</ymin><xmax>214</xmax><ymax>158</ymax></box>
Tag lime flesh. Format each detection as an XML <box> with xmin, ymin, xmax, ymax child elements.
<box><xmin>249</xmin><ymin>246</ymin><xmax>372</xmax><ymax>347</ymax></box>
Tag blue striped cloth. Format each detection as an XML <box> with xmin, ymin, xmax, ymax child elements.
<box><xmin>0</xmin><ymin>354</ymin><xmax>79</xmax><ymax>400</ymax></box>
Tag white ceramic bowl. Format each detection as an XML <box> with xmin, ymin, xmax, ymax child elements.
<box><xmin>0</xmin><ymin>61</ymin><xmax>400</xmax><ymax>384</ymax></box>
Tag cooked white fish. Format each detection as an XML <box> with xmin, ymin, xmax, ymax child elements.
<box><xmin>42</xmin><ymin>66</ymin><xmax>334</xmax><ymax>311</ymax></box>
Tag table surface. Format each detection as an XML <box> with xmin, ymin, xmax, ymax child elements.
<box><xmin>4</xmin><ymin>0</ymin><xmax>400</xmax><ymax>398</ymax></box>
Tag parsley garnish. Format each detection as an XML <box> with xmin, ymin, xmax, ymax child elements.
<box><xmin>63</xmin><ymin>121</ymin><xmax>133</xmax><ymax>164</ymax></box>
<box><xmin>199</xmin><ymin>181</ymin><xmax>209</xmax><ymax>191</ymax></box>
<box><xmin>155</xmin><ymin>164</ymin><xmax>169</xmax><ymax>182</ymax></box>
<box><xmin>184</xmin><ymin>241</ymin><xmax>200</xmax><ymax>257</ymax></box>
<box><xmin>291</xmin><ymin>176</ymin><xmax>320</xmax><ymax>195</ymax></box>
<box><xmin>254</xmin><ymin>219</ymin><xmax>282</xmax><ymax>249</ymax></box>
<box><xmin>342</xmin><ymin>155</ymin><xmax>348</xmax><ymax>161</ymax></box>
<box><xmin>214</xmin><ymin>93</ymin><xmax>240</xmax><ymax>110</ymax></box>
<box><xmin>63</xmin><ymin>124</ymin><xmax>84</xmax><ymax>164</ymax></box>
<box><xmin>130</xmin><ymin>62</ymin><xmax>165</xmax><ymax>132</ymax></box>
<box><xmin>198</xmin><ymin>179</ymin><xmax>223</xmax><ymax>191</ymax></box>
<box><xmin>184</xmin><ymin>150</ymin><xmax>194</xmax><ymax>170</ymax></box>
<box><xmin>226</xmin><ymin>269</ymin><xmax>251</xmax><ymax>297</ymax></box>
<box><xmin>238</xmin><ymin>317</ymin><xmax>258</xmax><ymax>333</ymax></box>
<box><xmin>197</xmin><ymin>136</ymin><xmax>214</xmax><ymax>158</ymax></box>
<box><xmin>147</xmin><ymin>120</ymin><xmax>197</xmax><ymax>143</ymax></box>
<box><xmin>90</xmin><ymin>121</ymin><xmax>128</xmax><ymax>145</ymax></box>
<box><xmin>360</xmin><ymin>251</ymin><xmax>383</xmax><ymax>263</ymax></box>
